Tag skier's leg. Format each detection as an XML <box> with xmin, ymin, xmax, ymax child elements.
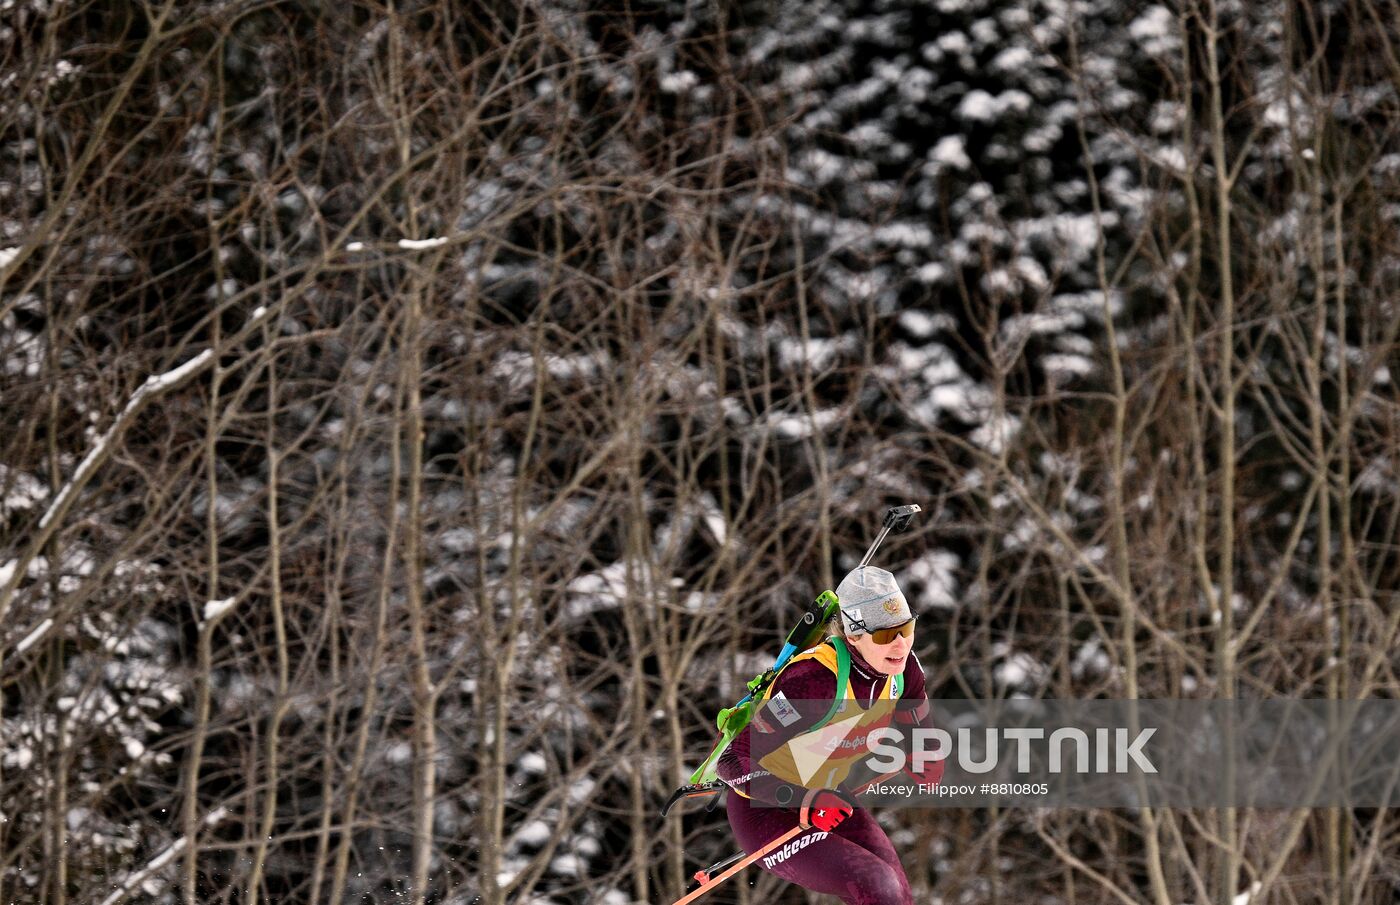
<box><xmin>828</xmin><ymin>807</ymin><xmax>913</xmax><ymax>903</ymax></box>
<box><xmin>726</xmin><ymin>794</ymin><xmax>911</xmax><ymax>905</ymax></box>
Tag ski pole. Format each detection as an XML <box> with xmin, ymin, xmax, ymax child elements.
<box><xmin>670</xmin><ymin>825</ymin><xmax>805</xmax><ymax>905</ymax></box>
<box><xmin>857</xmin><ymin>503</ymin><xmax>921</xmax><ymax>568</ymax></box>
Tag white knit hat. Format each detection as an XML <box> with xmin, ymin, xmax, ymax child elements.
<box><xmin>836</xmin><ymin>566</ymin><xmax>911</xmax><ymax>635</ymax></box>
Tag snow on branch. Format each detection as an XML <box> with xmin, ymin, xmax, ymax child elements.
<box><xmin>0</xmin><ymin>350</ymin><xmax>216</xmax><ymax>635</ymax></box>
<box><xmin>345</xmin><ymin>237</ymin><xmax>450</xmax><ymax>252</ymax></box>
<box><xmin>202</xmin><ymin>596</ymin><xmax>237</xmax><ymax>626</ymax></box>
<box><xmin>97</xmin><ymin>806</ymin><xmax>229</xmax><ymax>905</ymax></box>
<box><xmin>37</xmin><ymin>350</ymin><xmax>213</xmax><ymax>534</ymax></box>
<box><xmin>15</xmin><ymin>618</ymin><xmax>54</xmax><ymax>655</ymax></box>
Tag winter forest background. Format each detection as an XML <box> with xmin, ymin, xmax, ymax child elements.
<box><xmin>2</xmin><ymin>0</ymin><xmax>1399</xmax><ymax>903</ymax></box>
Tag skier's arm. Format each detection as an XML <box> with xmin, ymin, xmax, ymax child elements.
<box><xmin>715</xmin><ymin>660</ymin><xmax>838</xmax><ymax>807</ymax></box>
<box><xmin>843</xmin><ymin>653</ymin><xmax>938</xmax><ymax>797</ymax></box>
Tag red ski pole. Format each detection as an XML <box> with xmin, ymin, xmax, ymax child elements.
<box><xmin>670</xmin><ymin>825</ymin><xmax>805</xmax><ymax>905</ymax></box>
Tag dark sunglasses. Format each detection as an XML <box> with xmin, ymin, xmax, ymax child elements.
<box><xmin>866</xmin><ymin>618</ymin><xmax>916</xmax><ymax>645</ymax></box>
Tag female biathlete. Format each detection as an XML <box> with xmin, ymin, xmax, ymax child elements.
<box><xmin>716</xmin><ymin>566</ymin><xmax>944</xmax><ymax>905</ymax></box>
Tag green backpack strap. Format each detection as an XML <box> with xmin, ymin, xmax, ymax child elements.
<box><xmin>809</xmin><ymin>637</ymin><xmax>851</xmax><ymax>731</ymax></box>
<box><xmin>813</xmin><ymin>640</ymin><xmax>903</xmax><ymax>717</ymax></box>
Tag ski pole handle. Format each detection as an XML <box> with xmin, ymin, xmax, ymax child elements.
<box><xmin>670</xmin><ymin>825</ymin><xmax>805</xmax><ymax>905</ymax></box>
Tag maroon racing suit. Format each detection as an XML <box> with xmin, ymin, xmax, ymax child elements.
<box><xmin>716</xmin><ymin>642</ymin><xmax>942</xmax><ymax>905</ymax></box>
